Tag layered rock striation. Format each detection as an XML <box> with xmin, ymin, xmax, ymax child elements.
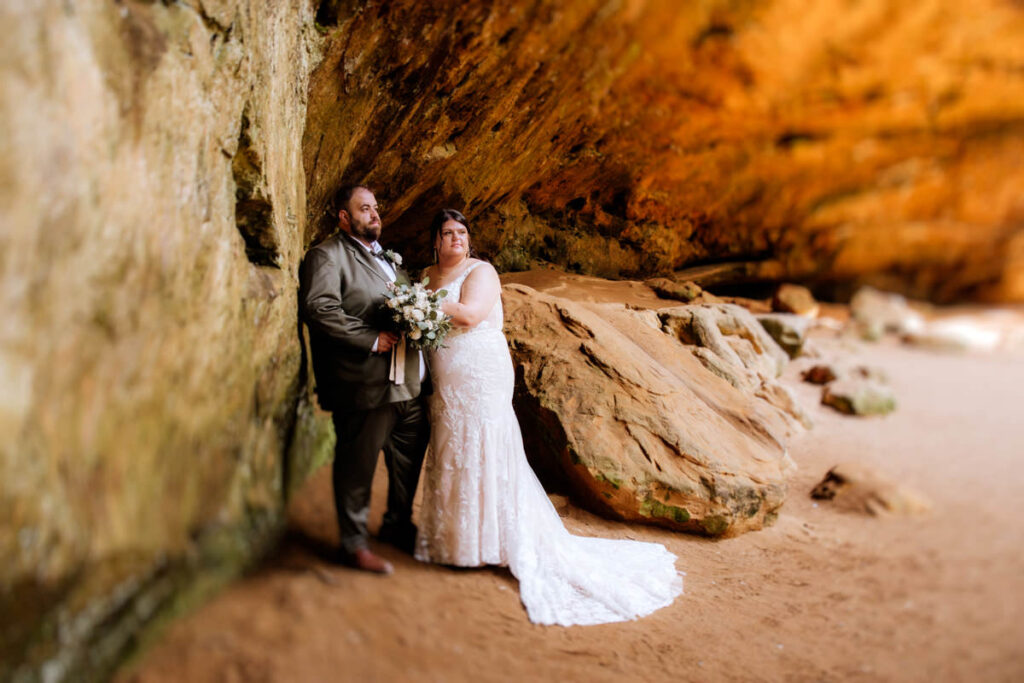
<box><xmin>503</xmin><ymin>284</ymin><xmax>804</xmax><ymax>537</ymax></box>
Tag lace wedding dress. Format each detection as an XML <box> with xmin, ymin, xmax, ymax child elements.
<box><xmin>414</xmin><ymin>262</ymin><xmax>683</xmax><ymax>626</ymax></box>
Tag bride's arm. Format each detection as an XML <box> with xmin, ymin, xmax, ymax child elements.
<box><xmin>442</xmin><ymin>263</ymin><xmax>500</xmax><ymax>327</ymax></box>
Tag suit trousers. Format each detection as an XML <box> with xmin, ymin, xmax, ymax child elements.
<box><xmin>331</xmin><ymin>396</ymin><xmax>429</xmax><ymax>554</ymax></box>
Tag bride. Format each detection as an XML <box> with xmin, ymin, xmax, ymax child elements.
<box><xmin>414</xmin><ymin>208</ymin><xmax>683</xmax><ymax>626</ymax></box>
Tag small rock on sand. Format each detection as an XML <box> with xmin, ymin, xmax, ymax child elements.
<box><xmin>822</xmin><ymin>378</ymin><xmax>896</xmax><ymax>416</ymax></box>
<box><xmin>772</xmin><ymin>283</ymin><xmax>819</xmax><ymax>317</ymax></box>
<box><xmin>850</xmin><ymin>287</ymin><xmax>926</xmax><ymax>341</ymax></box>
<box><xmin>802</xmin><ymin>363</ymin><xmax>889</xmax><ymax>385</ymax></box>
<box><xmin>645</xmin><ymin>278</ymin><xmax>703</xmax><ymax>303</ymax></box>
<box><xmin>757</xmin><ymin>313</ymin><xmax>810</xmax><ymax>358</ymax></box>
<box><xmin>811</xmin><ymin>462</ymin><xmax>931</xmax><ymax>516</ymax></box>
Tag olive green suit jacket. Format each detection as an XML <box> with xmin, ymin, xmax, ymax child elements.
<box><xmin>299</xmin><ymin>233</ymin><xmax>425</xmax><ymax>411</ymax></box>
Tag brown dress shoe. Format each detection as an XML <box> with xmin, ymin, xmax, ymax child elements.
<box><xmin>348</xmin><ymin>547</ymin><xmax>394</xmax><ymax>575</ymax></box>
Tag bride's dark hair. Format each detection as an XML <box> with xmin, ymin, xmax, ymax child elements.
<box><xmin>429</xmin><ymin>208</ymin><xmax>475</xmax><ymax>260</ymax></box>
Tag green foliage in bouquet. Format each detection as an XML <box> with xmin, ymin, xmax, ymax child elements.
<box><xmin>384</xmin><ymin>278</ymin><xmax>453</xmax><ymax>350</ymax></box>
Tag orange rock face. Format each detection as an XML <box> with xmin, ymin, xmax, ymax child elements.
<box><xmin>501</xmin><ymin>283</ymin><xmax>802</xmax><ymax>536</ymax></box>
<box><xmin>305</xmin><ymin>0</ymin><xmax>1024</xmax><ymax>302</ymax></box>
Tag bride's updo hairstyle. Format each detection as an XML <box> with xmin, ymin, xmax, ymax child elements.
<box><xmin>429</xmin><ymin>208</ymin><xmax>475</xmax><ymax>260</ymax></box>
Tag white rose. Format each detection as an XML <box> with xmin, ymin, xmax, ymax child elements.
<box><xmin>411</xmin><ymin>308</ymin><xmax>425</xmax><ymax>321</ymax></box>
<box><xmin>402</xmin><ymin>306</ymin><xmax>414</xmax><ymax>318</ymax></box>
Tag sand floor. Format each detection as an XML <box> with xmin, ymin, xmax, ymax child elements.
<box><xmin>117</xmin><ymin>329</ymin><xmax>1024</xmax><ymax>682</ymax></box>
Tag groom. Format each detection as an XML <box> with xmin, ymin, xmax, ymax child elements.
<box><xmin>299</xmin><ymin>185</ymin><xmax>429</xmax><ymax>574</ymax></box>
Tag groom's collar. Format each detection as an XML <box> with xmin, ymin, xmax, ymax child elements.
<box><xmin>340</xmin><ymin>232</ymin><xmax>381</xmax><ymax>254</ymax></box>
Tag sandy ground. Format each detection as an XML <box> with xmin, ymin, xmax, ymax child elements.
<box><xmin>117</xmin><ymin>313</ymin><xmax>1024</xmax><ymax>682</ymax></box>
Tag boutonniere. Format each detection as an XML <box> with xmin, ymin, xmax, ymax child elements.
<box><xmin>377</xmin><ymin>249</ymin><xmax>403</xmax><ymax>268</ymax></box>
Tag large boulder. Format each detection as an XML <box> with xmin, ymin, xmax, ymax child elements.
<box><xmin>503</xmin><ymin>285</ymin><xmax>803</xmax><ymax>537</ymax></box>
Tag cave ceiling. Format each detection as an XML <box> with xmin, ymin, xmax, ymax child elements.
<box><xmin>304</xmin><ymin>0</ymin><xmax>1024</xmax><ymax>302</ymax></box>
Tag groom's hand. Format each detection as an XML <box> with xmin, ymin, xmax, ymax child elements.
<box><xmin>375</xmin><ymin>331</ymin><xmax>400</xmax><ymax>353</ymax></box>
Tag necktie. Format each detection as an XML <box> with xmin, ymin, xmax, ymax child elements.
<box><xmin>372</xmin><ymin>250</ymin><xmax>395</xmax><ymax>280</ymax></box>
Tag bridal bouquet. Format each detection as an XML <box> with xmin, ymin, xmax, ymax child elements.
<box><xmin>384</xmin><ymin>278</ymin><xmax>452</xmax><ymax>351</ymax></box>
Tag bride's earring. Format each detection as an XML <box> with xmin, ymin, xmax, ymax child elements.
<box><xmin>432</xmin><ymin>247</ymin><xmax>438</xmax><ymax>263</ymax></box>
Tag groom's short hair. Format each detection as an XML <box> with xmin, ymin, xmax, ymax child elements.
<box><xmin>331</xmin><ymin>184</ymin><xmax>373</xmax><ymax>215</ymax></box>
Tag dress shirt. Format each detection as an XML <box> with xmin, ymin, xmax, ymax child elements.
<box><xmin>353</xmin><ymin>238</ymin><xmax>424</xmax><ymax>380</ymax></box>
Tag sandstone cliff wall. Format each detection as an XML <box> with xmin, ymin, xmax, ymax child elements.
<box><xmin>1</xmin><ymin>2</ymin><xmax>324</xmax><ymax>678</ymax></box>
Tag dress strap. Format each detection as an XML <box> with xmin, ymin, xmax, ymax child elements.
<box><xmin>453</xmin><ymin>260</ymin><xmax>483</xmax><ymax>287</ymax></box>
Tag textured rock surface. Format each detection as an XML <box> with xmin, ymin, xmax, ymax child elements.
<box><xmin>0</xmin><ymin>2</ymin><xmax>329</xmax><ymax>679</ymax></box>
<box><xmin>503</xmin><ymin>284</ymin><xmax>802</xmax><ymax>537</ymax></box>
<box><xmin>304</xmin><ymin>0</ymin><xmax>1024</xmax><ymax>303</ymax></box>
<box><xmin>661</xmin><ymin>304</ymin><xmax>790</xmax><ymax>391</ymax></box>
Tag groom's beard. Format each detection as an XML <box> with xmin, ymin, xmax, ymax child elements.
<box><xmin>350</xmin><ymin>218</ymin><xmax>381</xmax><ymax>243</ymax></box>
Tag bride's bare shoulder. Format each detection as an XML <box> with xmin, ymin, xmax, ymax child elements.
<box><xmin>461</xmin><ymin>261</ymin><xmax>499</xmax><ymax>295</ymax></box>
<box><xmin>466</xmin><ymin>259</ymin><xmax>498</xmax><ymax>280</ymax></box>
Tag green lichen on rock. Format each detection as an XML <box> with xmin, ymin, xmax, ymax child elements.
<box><xmin>594</xmin><ymin>472</ymin><xmax>624</xmax><ymax>490</ymax></box>
<box><xmin>285</xmin><ymin>396</ymin><xmax>336</xmax><ymax>499</ymax></box>
<box><xmin>639</xmin><ymin>498</ymin><xmax>692</xmax><ymax>525</ymax></box>
<box><xmin>5</xmin><ymin>506</ymin><xmax>286</xmax><ymax>683</ymax></box>
<box><xmin>701</xmin><ymin>515</ymin><xmax>730</xmax><ymax>536</ymax></box>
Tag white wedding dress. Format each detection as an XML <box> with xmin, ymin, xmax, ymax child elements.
<box><xmin>414</xmin><ymin>262</ymin><xmax>683</xmax><ymax>626</ymax></box>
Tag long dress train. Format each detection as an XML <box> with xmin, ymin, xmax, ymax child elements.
<box><xmin>415</xmin><ymin>262</ymin><xmax>683</xmax><ymax>626</ymax></box>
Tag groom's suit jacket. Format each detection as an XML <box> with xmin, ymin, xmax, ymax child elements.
<box><xmin>300</xmin><ymin>232</ymin><xmax>425</xmax><ymax>411</ymax></box>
